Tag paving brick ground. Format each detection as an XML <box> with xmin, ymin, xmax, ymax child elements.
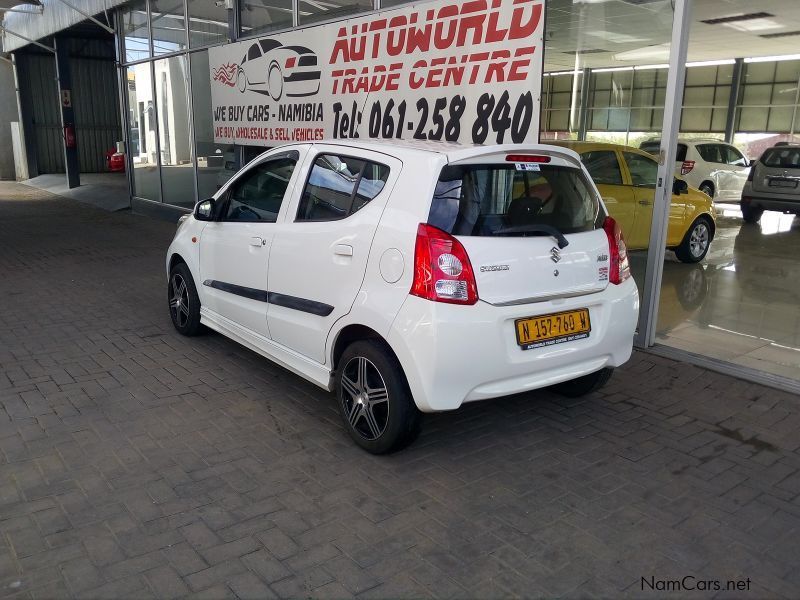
<box><xmin>0</xmin><ymin>181</ymin><xmax>799</xmax><ymax>599</ymax></box>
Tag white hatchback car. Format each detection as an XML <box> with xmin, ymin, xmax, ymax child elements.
<box><xmin>640</xmin><ymin>138</ymin><xmax>751</xmax><ymax>202</ymax></box>
<box><xmin>166</xmin><ymin>141</ymin><xmax>639</xmax><ymax>453</ymax></box>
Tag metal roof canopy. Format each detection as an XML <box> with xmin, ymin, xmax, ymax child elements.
<box><xmin>0</xmin><ymin>1</ymin><xmax>40</xmax><ymax>11</ymax></box>
<box><xmin>1</xmin><ymin>0</ymin><xmax>123</xmax><ymax>53</ymax></box>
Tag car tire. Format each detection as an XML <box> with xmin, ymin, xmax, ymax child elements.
<box><xmin>336</xmin><ymin>340</ymin><xmax>422</xmax><ymax>454</ymax></box>
<box><xmin>551</xmin><ymin>368</ymin><xmax>613</xmax><ymax>398</ymax></box>
<box><xmin>168</xmin><ymin>263</ymin><xmax>203</xmax><ymax>336</ymax></box>
<box><xmin>268</xmin><ymin>61</ymin><xmax>283</xmax><ymax>101</ymax></box>
<box><xmin>675</xmin><ymin>216</ymin><xmax>713</xmax><ymax>263</ymax></box>
<box><xmin>699</xmin><ymin>182</ymin><xmax>714</xmax><ymax>199</ymax></box>
<box><xmin>237</xmin><ymin>70</ymin><xmax>247</xmax><ymax>93</ymax></box>
<box><xmin>741</xmin><ymin>204</ymin><xmax>763</xmax><ymax>224</ymax></box>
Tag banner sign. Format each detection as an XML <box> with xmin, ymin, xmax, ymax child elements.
<box><xmin>209</xmin><ymin>0</ymin><xmax>544</xmax><ymax>147</ymax></box>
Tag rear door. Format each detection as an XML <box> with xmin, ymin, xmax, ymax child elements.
<box><xmin>622</xmin><ymin>151</ymin><xmax>687</xmax><ymax>248</ymax></box>
<box><xmin>267</xmin><ymin>147</ymin><xmax>401</xmax><ymax>364</ymax></box>
<box><xmin>579</xmin><ymin>149</ymin><xmax>636</xmax><ymax>240</ymax></box>
<box><xmin>427</xmin><ymin>152</ymin><xmax>610</xmax><ymax>305</ymax></box>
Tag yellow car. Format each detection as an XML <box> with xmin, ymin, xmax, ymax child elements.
<box><xmin>551</xmin><ymin>141</ymin><xmax>716</xmax><ymax>263</ymax></box>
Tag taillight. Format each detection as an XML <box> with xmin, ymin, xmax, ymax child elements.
<box><xmin>411</xmin><ymin>224</ymin><xmax>478</xmax><ymax>305</ymax></box>
<box><xmin>603</xmin><ymin>217</ymin><xmax>631</xmax><ymax>285</ymax></box>
<box><xmin>285</xmin><ymin>57</ymin><xmax>296</xmax><ymax>69</ymax></box>
<box><xmin>681</xmin><ymin>160</ymin><xmax>695</xmax><ymax>175</ymax></box>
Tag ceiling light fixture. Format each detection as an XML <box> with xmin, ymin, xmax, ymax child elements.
<box><xmin>745</xmin><ymin>54</ymin><xmax>800</xmax><ymax>63</ymax></box>
<box><xmin>701</xmin><ymin>12</ymin><xmax>774</xmax><ymax>25</ymax></box>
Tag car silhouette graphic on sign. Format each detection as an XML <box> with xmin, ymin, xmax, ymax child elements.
<box><xmin>237</xmin><ymin>39</ymin><xmax>321</xmax><ymax>100</ymax></box>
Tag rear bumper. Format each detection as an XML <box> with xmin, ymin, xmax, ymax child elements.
<box><xmin>742</xmin><ymin>193</ymin><xmax>800</xmax><ymax>213</ymax></box>
<box><xmin>387</xmin><ymin>279</ymin><xmax>639</xmax><ymax>412</ymax></box>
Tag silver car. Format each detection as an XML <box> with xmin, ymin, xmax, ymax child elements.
<box><xmin>740</xmin><ymin>144</ymin><xmax>800</xmax><ymax>223</ymax></box>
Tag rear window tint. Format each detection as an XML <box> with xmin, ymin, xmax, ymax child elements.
<box><xmin>640</xmin><ymin>142</ymin><xmax>687</xmax><ymax>162</ymax></box>
<box><xmin>428</xmin><ymin>164</ymin><xmax>601</xmax><ymax>237</ymax></box>
<box><xmin>761</xmin><ymin>147</ymin><xmax>800</xmax><ymax>169</ymax></box>
<box><xmin>697</xmin><ymin>144</ymin><xmax>724</xmax><ymax>164</ymax></box>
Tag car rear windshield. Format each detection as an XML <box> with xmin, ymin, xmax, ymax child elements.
<box><xmin>761</xmin><ymin>147</ymin><xmax>800</xmax><ymax>169</ymax></box>
<box><xmin>640</xmin><ymin>141</ymin><xmax>687</xmax><ymax>162</ymax></box>
<box><xmin>427</xmin><ymin>163</ymin><xmax>602</xmax><ymax>237</ymax></box>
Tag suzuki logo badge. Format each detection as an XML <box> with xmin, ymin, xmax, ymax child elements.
<box><xmin>550</xmin><ymin>247</ymin><xmax>561</xmax><ymax>263</ymax></box>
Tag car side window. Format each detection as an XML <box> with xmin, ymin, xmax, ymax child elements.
<box><xmin>697</xmin><ymin>144</ymin><xmax>722</xmax><ymax>164</ymax></box>
<box><xmin>723</xmin><ymin>146</ymin><xmax>748</xmax><ymax>167</ymax></box>
<box><xmin>296</xmin><ymin>154</ymin><xmax>390</xmax><ymax>221</ymax></box>
<box><xmin>222</xmin><ymin>157</ymin><xmax>296</xmax><ymax>223</ymax></box>
<box><xmin>247</xmin><ymin>44</ymin><xmax>261</xmax><ymax>61</ymax></box>
<box><xmin>580</xmin><ymin>151</ymin><xmax>623</xmax><ymax>185</ymax></box>
<box><xmin>623</xmin><ymin>152</ymin><xmax>658</xmax><ymax>188</ymax></box>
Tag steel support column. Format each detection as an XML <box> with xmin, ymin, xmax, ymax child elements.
<box><xmin>577</xmin><ymin>67</ymin><xmax>591</xmax><ymax>141</ymax></box>
<box><xmin>635</xmin><ymin>0</ymin><xmax>693</xmax><ymax>348</ymax></box>
<box><xmin>725</xmin><ymin>58</ymin><xmax>743</xmax><ymax>144</ymax></box>
<box><xmin>54</xmin><ymin>37</ymin><xmax>79</xmax><ymax>188</ymax></box>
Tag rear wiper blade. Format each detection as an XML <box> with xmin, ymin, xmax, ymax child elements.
<box><xmin>493</xmin><ymin>224</ymin><xmax>570</xmax><ymax>249</ymax></box>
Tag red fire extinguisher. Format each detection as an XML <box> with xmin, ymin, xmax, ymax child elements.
<box><xmin>64</xmin><ymin>124</ymin><xmax>76</xmax><ymax>149</ymax></box>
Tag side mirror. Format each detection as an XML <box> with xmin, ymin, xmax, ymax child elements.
<box><xmin>673</xmin><ymin>178</ymin><xmax>689</xmax><ymax>196</ymax></box>
<box><xmin>749</xmin><ymin>159</ymin><xmax>757</xmax><ymax>167</ymax></box>
<box><xmin>195</xmin><ymin>198</ymin><xmax>215</xmax><ymax>221</ymax></box>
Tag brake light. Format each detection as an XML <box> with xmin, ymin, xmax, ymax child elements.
<box><xmin>411</xmin><ymin>224</ymin><xmax>478</xmax><ymax>305</ymax></box>
<box><xmin>603</xmin><ymin>217</ymin><xmax>631</xmax><ymax>285</ymax></box>
<box><xmin>681</xmin><ymin>160</ymin><xmax>695</xmax><ymax>175</ymax></box>
<box><xmin>285</xmin><ymin>57</ymin><xmax>296</xmax><ymax>69</ymax></box>
<box><xmin>506</xmin><ymin>154</ymin><xmax>551</xmax><ymax>163</ymax></box>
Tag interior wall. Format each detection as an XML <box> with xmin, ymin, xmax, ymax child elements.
<box><xmin>0</xmin><ymin>61</ymin><xmax>16</xmax><ymax>180</ymax></box>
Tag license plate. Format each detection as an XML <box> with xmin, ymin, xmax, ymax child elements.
<box><xmin>515</xmin><ymin>308</ymin><xmax>591</xmax><ymax>350</ymax></box>
<box><xmin>769</xmin><ymin>178</ymin><xmax>797</xmax><ymax>188</ymax></box>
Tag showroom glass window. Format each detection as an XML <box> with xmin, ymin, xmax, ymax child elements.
<box><xmin>126</xmin><ymin>65</ymin><xmax>161</xmax><ymax>202</ymax></box>
<box><xmin>155</xmin><ymin>55</ymin><xmax>195</xmax><ymax>207</ymax></box>
<box><xmin>240</xmin><ymin>0</ymin><xmax>293</xmax><ymax>38</ymax></box>
<box><xmin>151</xmin><ymin>0</ymin><xmax>188</xmax><ymax>55</ymax></box>
<box><xmin>298</xmin><ymin>0</ymin><xmax>372</xmax><ymax>26</ymax></box>
<box><xmin>122</xmin><ymin>0</ymin><xmax>150</xmax><ymax>62</ymax></box>
<box><xmin>190</xmin><ymin>51</ymin><xmax>235</xmax><ymax>200</ymax></box>
<box><xmin>188</xmin><ymin>0</ymin><xmax>229</xmax><ymax>48</ymax></box>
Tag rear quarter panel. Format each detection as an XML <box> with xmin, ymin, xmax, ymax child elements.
<box><xmin>325</xmin><ymin>152</ymin><xmax>447</xmax><ymax>364</ymax></box>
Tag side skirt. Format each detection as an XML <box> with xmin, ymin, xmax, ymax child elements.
<box><xmin>200</xmin><ymin>308</ymin><xmax>334</xmax><ymax>392</ymax></box>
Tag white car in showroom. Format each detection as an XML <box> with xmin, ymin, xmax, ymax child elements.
<box><xmin>640</xmin><ymin>138</ymin><xmax>751</xmax><ymax>202</ymax></box>
<box><xmin>166</xmin><ymin>141</ymin><xmax>639</xmax><ymax>453</ymax></box>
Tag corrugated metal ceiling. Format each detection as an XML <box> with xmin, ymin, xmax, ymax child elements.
<box><xmin>1</xmin><ymin>0</ymin><xmax>125</xmax><ymax>52</ymax></box>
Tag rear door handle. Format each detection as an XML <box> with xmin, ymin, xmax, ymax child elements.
<box><xmin>333</xmin><ymin>244</ymin><xmax>353</xmax><ymax>257</ymax></box>
<box><xmin>638</xmin><ymin>200</ymin><xmax>652</xmax><ymax>206</ymax></box>
<box><xmin>250</xmin><ymin>236</ymin><xmax>265</xmax><ymax>247</ymax></box>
